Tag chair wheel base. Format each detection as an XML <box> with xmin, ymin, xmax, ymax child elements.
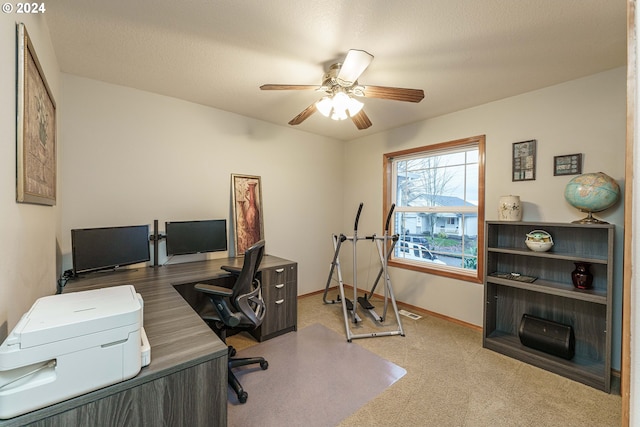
<box><xmin>260</xmin><ymin>360</ymin><xmax>269</xmax><ymax>370</ymax></box>
<box><xmin>238</xmin><ymin>391</ymin><xmax>248</xmax><ymax>404</ymax></box>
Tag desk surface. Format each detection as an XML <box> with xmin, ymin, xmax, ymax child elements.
<box><xmin>0</xmin><ymin>255</ymin><xmax>292</xmax><ymax>426</ymax></box>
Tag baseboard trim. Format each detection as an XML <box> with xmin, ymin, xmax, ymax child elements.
<box><xmin>300</xmin><ymin>285</ymin><xmax>482</xmax><ymax>332</ymax></box>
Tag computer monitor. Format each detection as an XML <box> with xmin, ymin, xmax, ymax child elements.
<box><xmin>165</xmin><ymin>219</ymin><xmax>227</xmax><ymax>256</ymax></box>
<box><xmin>71</xmin><ymin>224</ymin><xmax>151</xmax><ymax>274</ymax></box>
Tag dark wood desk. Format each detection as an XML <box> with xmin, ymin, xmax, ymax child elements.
<box><xmin>0</xmin><ymin>255</ymin><xmax>295</xmax><ymax>427</ymax></box>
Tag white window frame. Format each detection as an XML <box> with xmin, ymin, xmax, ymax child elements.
<box><xmin>383</xmin><ymin>135</ymin><xmax>485</xmax><ymax>283</ymax></box>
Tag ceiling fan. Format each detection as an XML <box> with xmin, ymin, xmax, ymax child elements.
<box><xmin>260</xmin><ymin>49</ymin><xmax>425</xmax><ymax>130</ymax></box>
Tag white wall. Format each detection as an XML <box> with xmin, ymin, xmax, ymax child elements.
<box><xmin>0</xmin><ymin>14</ymin><xmax>59</xmax><ymax>335</ymax></box>
<box><xmin>342</xmin><ymin>67</ymin><xmax>626</xmax><ymax>368</ymax></box>
<box><xmin>0</xmin><ymin>13</ymin><xmax>628</xmax><ymax>383</ymax></box>
<box><xmin>58</xmin><ymin>75</ymin><xmax>344</xmax><ymax>296</ymax></box>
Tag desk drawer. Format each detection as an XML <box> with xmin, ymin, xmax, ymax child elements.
<box><xmin>251</xmin><ymin>263</ymin><xmax>297</xmax><ymax>342</ymax></box>
<box><xmin>261</xmin><ymin>264</ymin><xmax>296</xmax><ymax>287</ymax></box>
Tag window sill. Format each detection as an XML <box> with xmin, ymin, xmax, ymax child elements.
<box><xmin>388</xmin><ymin>259</ymin><xmax>482</xmax><ymax>284</ymax></box>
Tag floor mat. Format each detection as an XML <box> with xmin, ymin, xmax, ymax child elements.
<box><xmin>227</xmin><ymin>323</ymin><xmax>406</xmax><ymax>427</ymax></box>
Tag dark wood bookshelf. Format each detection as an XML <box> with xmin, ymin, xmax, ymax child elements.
<box><xmin>483</xmin><ymin>221</ymin><xmax>614</xmax><ymax>392</ymax></box>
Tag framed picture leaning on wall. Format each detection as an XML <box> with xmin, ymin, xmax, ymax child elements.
<box><xmin>16</xmin><ymin>23</ymin><xmax>57</xmax><ymax>205</ymax></box>
<box><xmin>231</xmin><ymin>174</ymin><xmax>264</xmax><ymax>256</ymax></box>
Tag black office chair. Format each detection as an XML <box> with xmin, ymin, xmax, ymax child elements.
<box><xmin>195</xmin><ymin>240</ymin><xmax>268</xmax><ymax>404</ymax></box>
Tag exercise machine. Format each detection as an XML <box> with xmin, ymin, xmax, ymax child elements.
<box><xmin>323</xmin><ymin>203</ymin><xmax>404</xmax><ymax>342</ymax></box>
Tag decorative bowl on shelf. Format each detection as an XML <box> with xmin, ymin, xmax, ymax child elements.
<box><xmin>525</xmin><ymin>230</ymin><xmax>553</xmax><ymax>252</ymax></box>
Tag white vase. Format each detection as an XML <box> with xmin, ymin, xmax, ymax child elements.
<box><xmin>498</xmin><ymin>195</ymin><xmax>522</xmax><ymax>221</ymax></box>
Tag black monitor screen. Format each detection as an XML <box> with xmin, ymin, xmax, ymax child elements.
<box><xmin>165</xmin><ymin>219</ymin><xmax>227</xmax><ymax>256</ymax></box>
<box><xmin>71</xmin><ymin>225</ymin><xmax>150</xmax><ymax>274</ymax></box>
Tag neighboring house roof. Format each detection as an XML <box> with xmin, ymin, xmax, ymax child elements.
<box><xmin>412</xmin><ymin>194</ymin><xmax>476</xmax><ymax>207</ymax></box>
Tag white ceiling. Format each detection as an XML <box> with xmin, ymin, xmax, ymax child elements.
<box><xmin>45</xmin><ymin>0</ymin><xmax>627</xmax><ymax>141</ymax></box>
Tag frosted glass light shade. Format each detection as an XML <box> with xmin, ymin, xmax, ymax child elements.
<box><xmin>315</xmin><ymin>92</ymin><xmax>363</xmax><ymax>121</ymax></box>
<box><xmin>346</xmin><ymin>96</ymin><xmax>363</xmax><ymax>116</ymax></box>
<box><xmin>316</xmin><ymin>97</ymin><xmax>333</xmax><ymax>117</ymax></box>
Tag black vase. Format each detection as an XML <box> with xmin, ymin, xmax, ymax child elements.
<box><xmin>571</xmin><ymin>262</ymin><xmax>593</xmax><ymax>290</ymax></box>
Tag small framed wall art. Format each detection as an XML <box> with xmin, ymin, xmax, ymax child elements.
<box><xmin>554</xmin><ymin>153</ymin><xmax>582</xmax><ymax>176</ymax></box>
<box><xmin>512</xmin><ymin>139</ymin><xmax>536</xmax><ymax>181</ymax></box>
<box><xmin>16</xmin><ymin>23</ymin><xmax>57</xmax><ymax>205</ymax></box>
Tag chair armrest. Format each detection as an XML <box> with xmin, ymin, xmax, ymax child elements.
<box><xmin>195</xmin><ymin>283</ymin><xmax>240</xmax><ymax>327</ymax></box>
<box><xmin>194</xmin><ymin>283</ymin><xmax>233</xmax><ymax>297</ymax></box>
<box><xmin>221</xmin><ymin>265</ymin><xmax>242</xmax><ymax>275</ymax></box>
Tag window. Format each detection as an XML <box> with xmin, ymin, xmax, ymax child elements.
<box><xmin>383</xmin><ymin>135</ymin><xmax>485</xmax><ymax>282</ymax></box>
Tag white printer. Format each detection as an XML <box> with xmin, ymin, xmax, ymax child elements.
<box><xmin>0</xmin><ymin>285</ymin><xmax>151</xmax><ymax>419</ymax></box>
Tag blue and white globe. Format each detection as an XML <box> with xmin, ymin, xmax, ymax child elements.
<box><xmin>564</xmin><ymin>172</ymin><xmax>620</xmax><ymax>223</ymax></box>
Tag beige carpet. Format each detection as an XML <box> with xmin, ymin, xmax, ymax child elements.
<box><xmin>228</xmin><ymin>291</ymin><xmax>622</xmax><ymax>427</ymax></box>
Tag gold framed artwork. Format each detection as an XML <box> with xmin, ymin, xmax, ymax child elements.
<box><xmin>231</xmin><ymin>174</ymin><xmax>264</xmax><ymax>256</ymax></box>
<box><xmin>16</xmin><ymin>23</ymin><xmax>57</xmax><ymax>206</ymax></box>
<box><xmin>512</xmin><ymin>139</ymin><xmax>536</xmax><ymax>182</ymax></box>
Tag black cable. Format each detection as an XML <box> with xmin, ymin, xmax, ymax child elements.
<box><xmin>56</xmin><ymin>269</ymin><xmax>74</xmax><ymax>294</ymax></box>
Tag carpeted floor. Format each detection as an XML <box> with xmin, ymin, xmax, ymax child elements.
<box><xmin>227</xmin><ymin>323</ymin><xmax>406</xmax><ymax>427</ymax></box>
<box><xmin>228</xmin><ymin>291</ymin><xmax>622</xmax><ymax>427</ymax></box>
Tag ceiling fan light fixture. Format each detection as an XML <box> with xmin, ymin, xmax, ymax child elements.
<box><xmin>346</xmin><ymin>96</ymin><xmax>364</xmax><ymax>116</ymax></box>
<box><xmin>331</xmin><ymin>109</ymin><xmax>349</xmax><ymax>121</ymax></box>
<box><xmin>261</xmin><ymin>48</ymin><xmax>422</xmax><ymax>130</ymax></box>
<box><xmin>316</xmin><ymin>96</ymin><xmax>333</xmax><ymax>117</ymax></box>
<box><xmin>315</xmin><ymin>92</ymin><xmax>364</xmax><ymax>121</ymax></box>
<box><xmin>331</xmin><ymin>91</ymin><xmax>351</xmax><ymax>112</ymax></box>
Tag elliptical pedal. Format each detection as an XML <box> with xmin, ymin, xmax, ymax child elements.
<box><xmin>337</xmin><ymin>294</ymin><xmax>354</xmax><ymax>310</ymax></box>
<box><xmin>337</xmin><ymin>295</ymin><xmax>361</xmax><ymax>322</ymax></box>
<box><xmin>357</xmin><ymin>295</ymin><xmax>374</xmax><ymax>310</ymax></box>
<box><xmin>344</xmin><ymin>297</ymin><xmax>354</xmax><ymax>311</ymax></box>
<box><xmin>358</xmin><ymin>295</ymin><xmax>383</xmax><ymax>322</ymax></box>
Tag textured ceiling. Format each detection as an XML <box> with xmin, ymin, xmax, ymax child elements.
<box><xmin>45</xmin><ymin>0</ymin><xmax>627</xmax><ymax>141</ymax></box>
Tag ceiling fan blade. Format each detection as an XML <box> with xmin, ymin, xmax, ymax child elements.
<box><xmin>362</xmin><ymin>85</ymin><xmax>425</xmax><ymax>103</ymax></box>
<box><xmin>288</xmin><ymin>103</ymin><xmax>317</xmax><ymax>126</ymax></box>
<box><xmin>337</xmin><ymin>49</ymin><xmax>374</xmax><ymax>86</ymax></box>
<box><xmin>260</xmin><ymin>84</ymin><xmax>318</xmax><ymax>91</ymax></box>
<box><xmin>351</xmin><ymin>109</ymin><xmax>372</xmax><ymax>130</ymax></box>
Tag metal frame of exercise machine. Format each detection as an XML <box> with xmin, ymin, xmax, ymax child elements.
<box><xmin>323</xmin><ymin>203</ymin><xmax>404</xmax><ymax>342</ymax></box>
